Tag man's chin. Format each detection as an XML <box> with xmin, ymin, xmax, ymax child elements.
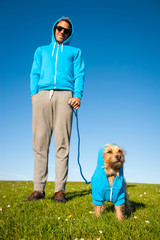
<box><xmin>57</xmin><ymin>39</ymin><xmax>64</xmax><ymax>44</ymax></box>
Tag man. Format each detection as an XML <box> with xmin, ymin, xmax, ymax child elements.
<box><xmin>24</xmin><ymin>17</ymin><xmax>85</xmax><ymax>203</ymax></box>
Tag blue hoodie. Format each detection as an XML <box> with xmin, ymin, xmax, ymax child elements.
<box><xmin>91</xmin><ymin>147</ymin><xmax>125</xmax><ymax>206</ymax></box>
<box><xmin>30</xmin><ymin>18</ymin><xmax>85</xmax><ymax>99</ymax></box>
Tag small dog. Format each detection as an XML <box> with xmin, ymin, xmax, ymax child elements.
<box><xmin>91</xmin><ymin>144</ymin><xmax>131</xmax><ymax>221</ymax></box>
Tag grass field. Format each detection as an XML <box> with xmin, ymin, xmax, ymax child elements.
<box><xmin>0</xmin><ymin>181</ymin><xmax>160</xmax><ymax>240</ymax></box>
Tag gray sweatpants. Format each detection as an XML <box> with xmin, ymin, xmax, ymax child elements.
<box><xmin>32</xmin><ymin>90</ymin><xmax>73</xmax><ymax>192</ymax></box>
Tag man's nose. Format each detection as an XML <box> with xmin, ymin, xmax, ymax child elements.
<box><xmin>60</xmin><ymin>29</ymin><xmax>65</xmax><ymax>34</ymax></box>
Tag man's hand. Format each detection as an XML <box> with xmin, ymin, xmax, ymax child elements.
<box><xmin>31</xmin><ymin>94</ymin><xmax>36</xmax><ymax>100</ymax></box>
<box><xmin>68</xmin><ymin>97</ymin><xmax>81</xmax><ymax>110</ymax></box>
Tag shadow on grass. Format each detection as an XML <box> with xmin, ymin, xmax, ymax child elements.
<box><xmin>129</xmin><ymin>200</ymin><xmax>146</xmax><ymax>213</ymax></box>
<box><xmin>66</xmin><ymin>189</ymin><xmax>92</xmax><ymax>200</ymax></box>
<box><xmin>102</xmin><ymin>200</ymin><xmax>145</xmax><ymax>218</ymax></box>
<box><xmin>127</xmin><ymin>185</ymin><xmax>137</xmax><ymax>188</ymax></box>
<box><xmin>46</xmin><ymin>189</ymin><xmax>92</xmax><ymax>201</ymax></box>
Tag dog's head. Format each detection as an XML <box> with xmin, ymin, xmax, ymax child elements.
<box><xmin>103</xmin><ymin>144</ymin><xmax>126</xmax><ymax>171</ymax></box>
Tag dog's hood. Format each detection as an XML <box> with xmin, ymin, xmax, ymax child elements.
<box><xmin>96</xmin><ymin>147</ymin><xmax>105</xmax><ymax>168</ymax></box>
<box><xmin>91</xmin><ymin>147</ymin><xmax>125</xmax><ymax>206</ymax></box>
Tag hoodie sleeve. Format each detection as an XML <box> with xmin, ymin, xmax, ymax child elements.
<box><xmin>73</xmin><ymin>49</ymin><xmax>85</xmax><ymax>99</ymax></box>
<box><xmin>30</xmin><ymin>47</ymin><xmax>42</xmax><ymax>97</ymax></box>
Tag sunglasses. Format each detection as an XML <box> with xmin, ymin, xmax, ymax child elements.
<box><xmin>56</xmin><ymin>26</ymin><xmax>71</xmax><ymax>35</ymax></box>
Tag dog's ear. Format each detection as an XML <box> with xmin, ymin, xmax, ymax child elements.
<box><xmin>121</xmin><ymin>147</ymin><xmax>127</xmax><ymax>156</ymax></box>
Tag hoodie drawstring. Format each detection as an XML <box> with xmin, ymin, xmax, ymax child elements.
<box><xmin>61</xmin><ymin>44</ymin><xmax>63</xmax><ymax>52</ymax></box>
<box><xmin>49</xmin><ymin>89</ymin><xmax>54</xmax><ymax>100</ymax></box>
<box><xmin>52</xmin><ymin>42</ymin><xmax>63</xmax><ymax>56</ymax></box>
<box><xmin>52</xmin><ymin>42</ymin><xmax>56</xmax><ymax>56</ymax></box>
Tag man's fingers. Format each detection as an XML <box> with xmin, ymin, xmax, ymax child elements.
<box><xmin>68</xmin><ymin>97</ymin><xmax>81</xmax><ymax>110</ymax></box>
<box><xmin>68</xmin><ymin>98</ymin><xmax>72</xmax><ymax>104</ymax></box>
<box><xmin>31</xmin><ymin>94</ymin><xmax>36</xmax><ymax>100</ymax></box>
<box><xmin>72</xmin><ymin>101</ymin><xmax>80</xmax><ymax>108</ymax></box>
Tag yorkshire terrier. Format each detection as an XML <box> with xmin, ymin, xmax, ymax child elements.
<box><xmin>91</xmin><ymin>144</ymin><xmax>131</xmax><ymax>221</ymax></box>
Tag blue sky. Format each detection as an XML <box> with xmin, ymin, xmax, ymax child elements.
<box><xmin>0</xmin><ymin>0</ymin><xmax>160</xmax><ymax>184</ymax></box>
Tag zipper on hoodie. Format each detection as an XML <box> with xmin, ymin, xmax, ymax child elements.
<box><xmin>110</xmin><ymin>187</ymin><xmax>113</xmax><ymax>202</ymax></box>
<box><xmin>54</xmin><ymin>45</ymin><xmax>59</xmax><ymax>89</ymax></box>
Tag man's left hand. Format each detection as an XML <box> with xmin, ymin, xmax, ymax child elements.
<box><xmin>68</xmin><ymin>97</ymin><xmax>81</xmax><ymax>110</ymax></box>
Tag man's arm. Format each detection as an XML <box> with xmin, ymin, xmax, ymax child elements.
<box><xmin>30</xmin><ymin>47</ymin><xmax>42</xmax><ymax>99</ymax></box>
<box><xmin>68</xmin><ymin>49</ymin><xmax>85</xmax><ymax>109</ymax></box>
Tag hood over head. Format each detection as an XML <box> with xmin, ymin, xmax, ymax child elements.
<box><xmin>51</xmin><ymin>17</ymin><xmax>74</xmax><ymax>45</ymax></box>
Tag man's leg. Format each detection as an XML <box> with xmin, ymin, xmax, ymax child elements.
<box><xmin>32</xmin><ymin>91</ymin><xmax>53</xmax><ymax>192</ymax></box>
<box><xmin>53</xmin><ymin>91</ymin><xmax>73</xmax><ymax>193</ymax></box>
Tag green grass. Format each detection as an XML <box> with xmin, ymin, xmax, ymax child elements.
<box><xmin>0</xmin><ymin>181</ymin><xmax>160</xmax><ymax>240</ymax></box>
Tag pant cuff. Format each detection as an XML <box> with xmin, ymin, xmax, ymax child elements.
<box><xmin>54</xmin><ymin>182</ymin><xmax>66</xmax><ymax>193</ymax></box>
<box><xmin>34</xmin><ymin>182</ymin><xmax>45</xmax><ymax>192</ymax></box>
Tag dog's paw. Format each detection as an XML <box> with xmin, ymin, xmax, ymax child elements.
<box><xmin>117</xmin><ymin>215</ymin><xmax>124</xmax><ymax>221</ymax></box>
<box><xmin>94</xmin><ymin>205</ymin><xmax>102</xmax><ymax>217</ymax></box>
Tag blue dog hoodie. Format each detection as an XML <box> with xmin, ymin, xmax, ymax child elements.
<box><xmin>91</xmin><ymin>147</ymin><xmax>125</xmax><ymax>206</ymax></box>
<box><xmin>30</xmin><ymin>17</ymin><xmax>85</xmax><ymax>99</ymax></box>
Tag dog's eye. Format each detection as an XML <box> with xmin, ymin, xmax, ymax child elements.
<box><xmin>107</xmin><ymin>151</ymin><xmax>112</xmax><ymax>154</ymax></box>
<box><xmin>118</xmin><ymin>150</ymin><xmax>122</xmax><ymax>153</ymax></box>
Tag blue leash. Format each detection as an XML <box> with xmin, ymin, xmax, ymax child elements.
<box><xmin>70</xmin><ymin>105</ymin><xmax>91</xmax><ymax>184</ymax></box>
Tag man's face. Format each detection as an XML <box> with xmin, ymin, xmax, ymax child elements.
<box><xmin>55</xmin><ymin>20</ymin><xmax>71</xmax><ymax>44</ymax></box>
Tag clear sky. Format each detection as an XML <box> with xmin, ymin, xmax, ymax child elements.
<box><xmin>0</xmin><ymin>0</ymin><xmax>160</xmax><ymax>184</ymax></box>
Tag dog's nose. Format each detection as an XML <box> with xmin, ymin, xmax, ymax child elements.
<box><xmin>116</xmin><ymin>155</ymin><xmax>121</xmax><ymax>161</ymax></box>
